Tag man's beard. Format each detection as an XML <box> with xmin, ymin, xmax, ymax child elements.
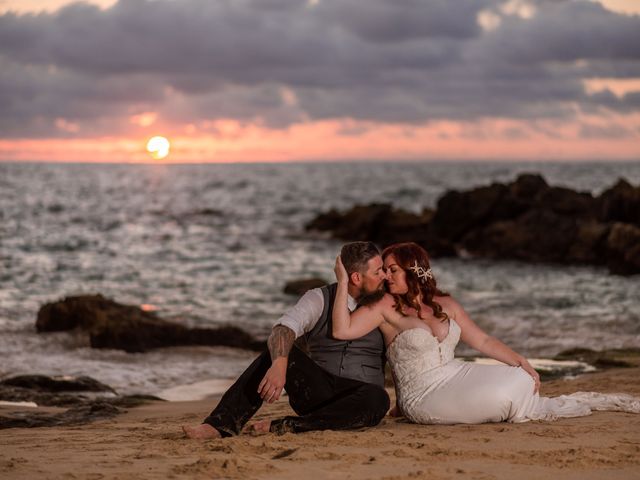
<box><xmin>356</xmin><ymin>282</ymin><xmax>387</xmax><ymax>308</ymax></box>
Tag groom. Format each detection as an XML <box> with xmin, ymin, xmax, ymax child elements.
<box><xmin>183</xmin><ymin>241</ymin><xmax>390</xmax><ymax>438</ymax></box>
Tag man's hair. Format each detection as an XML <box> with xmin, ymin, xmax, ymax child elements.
<box><xmin>340</xmin><ymin>241</ymin><xmax>381</xmax><ymax>275</ymax></box>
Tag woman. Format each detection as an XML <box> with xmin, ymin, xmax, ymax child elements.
<box><xmin>333</xmin><ymin>242</ymin><xmax>639</xmax><ymax>424</ymax></box>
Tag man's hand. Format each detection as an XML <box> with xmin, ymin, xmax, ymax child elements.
<box><xmin>258</xmin><ymin>357</ymin><xmax>287</xmax><ymax>403</ymax></box>
<box><xmin>259</xmin><ymin>325</ymin><xmax>295</xmax><ymax>403</ymax></box>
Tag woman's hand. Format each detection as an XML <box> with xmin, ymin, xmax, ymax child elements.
<box><xmin>520</xmin><ymin>358</ymin><xmax>541</xmax><ymax>393</ymax></box>
<box><xmin>334</xmin><ymin>255</ymin><xmax>349</xmax><ymax>285</ymax></box>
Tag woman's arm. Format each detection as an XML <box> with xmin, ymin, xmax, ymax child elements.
<box><xmin>332</xmin><ymin>256</ymin><xmax>386</xmax><ymax>340</ymax></box>
<box><xmin>446</xmin><ymin>297</ymin><xmax>541</xmax><ymax>392</ymax></box>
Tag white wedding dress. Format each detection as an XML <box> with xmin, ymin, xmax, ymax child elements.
<box><xmin>387</xmin><ymin>319</ymin><xmax>640</xmax><ymax>424</ymax></box>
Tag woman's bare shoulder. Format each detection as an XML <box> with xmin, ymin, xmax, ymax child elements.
<box><xmin>434</xmin><ymin>294</ymin><xmax>462</xmax><ymax>316</ymax></box>
<box><xmin>363</xmin><ymin>292</ymin><xmax>396</xmax><ymax>311</ymax></box>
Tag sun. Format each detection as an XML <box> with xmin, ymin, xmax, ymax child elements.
<box><xmin>146</xmin><ymin>136</ymin><xmax>170</xmax><ymax>159</ymax></box>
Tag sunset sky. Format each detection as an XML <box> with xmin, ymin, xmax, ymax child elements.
<box><xmin>0</xmin><ymin>0</ymin><xmax>639</xmax><ymax>162</ymax></box>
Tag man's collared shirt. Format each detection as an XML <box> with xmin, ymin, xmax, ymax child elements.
<box><xmin>274</xmin><ymin>287</ymin><xmax>358</xmax><ymax>338</ymax></box>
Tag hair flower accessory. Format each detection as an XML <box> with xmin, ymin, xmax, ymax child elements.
<box><xmin>409</xmin><ymin>260</ymin><xmax>433</xmax><ymax>283</ymax></box>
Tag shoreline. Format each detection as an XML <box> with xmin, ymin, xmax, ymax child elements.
<box><xmin>1</xmin><ymin>365</ymin><xmax>639</xmax><ymax>479</ymax></box>
<box><xmin>0</xmin><ymin>356</ymin><xmax>604</xmax><ymax>407</ymax></box>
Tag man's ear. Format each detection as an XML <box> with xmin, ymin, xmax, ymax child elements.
<box><xmin>350</xmin><ymin>271</ymin><xmax>361</xmax><ymax>285</ymax></box>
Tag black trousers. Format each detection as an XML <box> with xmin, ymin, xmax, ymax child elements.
<box><xmin>203</xmin><ymin>346</ymin><xmax>390</xmax><ymax>436</ymax></box>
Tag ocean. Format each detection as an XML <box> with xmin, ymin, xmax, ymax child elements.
<box><xmin>1</xmin><ymin>161</ymin><xmax>639</xmax><ymax>398</ymax></box>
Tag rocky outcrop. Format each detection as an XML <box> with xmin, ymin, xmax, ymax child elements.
<box><xmin>554</xmin><ymin>347</ymin><xmax>640</xmax><ymax>369</ymax></box>
<box><xmin>1</xmin><ymin>375</ymin><xmax>115</xmax><ymax>396</ymax></box>
<box><xmin>0</xmin><ymin>402</ymin><xmax>122</xmax><ymax>429</ymax></box>
<box><xmin>604</xmin><ymin>223</ymin><xmax>640</xmax><ymax>275</ymax></box>
<box><xmin>306</xmin><ymin>203</ymin><xmax>454</xmax><ymax>257</ymax></box>
<box><xmin>599</xmin><ymin>179</ymin><xmax>640</xmax><ymax>225</ymax></box>
<box><xmin>36</xmin><ymin>295</ymin><xmax>266</xmax><ymax>353</ymax></box>
<box><xmin>306</xmin><ymin>174</ymin><xmax>640</xmax><ymax>275</ymax></box>
<box><xmin>0</xmin><ymin>374</ymin><xmax>161</xmax><ymax>429</ymax></box>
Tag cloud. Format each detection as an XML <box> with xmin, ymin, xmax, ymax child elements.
<box><xmin>0</xmin><ymin>0</ymin><xmax>638</xmax><ymax>138</ymax></box>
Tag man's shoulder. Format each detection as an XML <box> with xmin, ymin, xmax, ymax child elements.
<box><xmin>305</xmin><ymin>282</ymin><xmax>338</xmax><ymax>300</ymax></box>
<box><xmin>293</xmin><ymin>286</ymin><xmax>326</xmax><ymax>310</ymax></box>
<box><xmin>304</xmin><ymin>286</ymin><xmax>327</xmax><ymax>298</ymax></box>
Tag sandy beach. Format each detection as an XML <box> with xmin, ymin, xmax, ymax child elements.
<box><xmin>2</xmin><ymin>365</ymin><xmax>639</xmax><ymax>480</ymax></box>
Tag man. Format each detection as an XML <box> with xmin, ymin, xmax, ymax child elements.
<box><xmin>182</xmin><ymin>241</ymin><xmax>390</xmax><ymax>438</ymax></box>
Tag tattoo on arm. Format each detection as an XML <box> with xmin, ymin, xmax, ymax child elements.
<box><xmin>268</xmin><ymin>325</ymin><xmax>295</xmax><ymax>361</ymax></box>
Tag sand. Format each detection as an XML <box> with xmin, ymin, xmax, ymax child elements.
<box><xmin>1</xmin><ymin>366</ymin><xmax>640</xmax><ymax>480</ymax></box>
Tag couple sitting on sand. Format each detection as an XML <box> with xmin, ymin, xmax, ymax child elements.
<box><xmin>183</xmin><ymin>242</ymin><xmax>640</xmax><ymax>439</ymax></box>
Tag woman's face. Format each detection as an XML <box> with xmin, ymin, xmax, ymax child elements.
<box><xmin>384</xmin><ymin>254</ymin><xmax>408</xmax><ymax>295</ymax></box>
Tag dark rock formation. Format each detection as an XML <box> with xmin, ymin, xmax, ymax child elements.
<box><xmin>306</xmin><ymin>203</ymin><xmax>454</xmax><ymax>257</ymax></box>
<box><xmin>554</xmin><ymin>347</ymin><xmax>640</xmax><ymax>369</ymax></box>
<box><xmin>306</xmin><ymin>174</ymin><xmax>640</xmax><ymax>275</ymax></box>
<box><xmin>283</xmin><ymin>278</ymin><xmax>327</xmax><ymax>296</ymax></box>
<box><xmin>599</xmin><ymin>179</ymin><xmax>640</xmax><ymax>225</ymax></box>
<box><xmin>0</xmin><ymin>375</ymin><xmax>161</xmax><ymax>408</ymax></box>
<box><xmin>460</xmin><ymin>209</ymin><xmax>580</xmax><ymax>263</ymax></box>
<box><xmin>37</xmin><ymin>295</ymin><xmax>266</xmax><ymax>353</ymax></box>
<box><xmin>1</xmin><ymin>375</ymin><xmax>116</xmax><ymax>394</ymax></box>
<box><xmin>0</xmin><ymin>402</ymin><xmax>121</xmax><ymax>429</ymax></box>
<box><xmin>0</xmin><ymin>374</ymin><xmax>162</xmax><ymax>429</ymax></box>
<box><xmin>432</xmin><ymin>183</ymin><xmax>513</xmax><ymax>241</ymax></box>
<box><xmin>604</xmin><ymin>223</ymin><xmax>640</xmax><ymax>275</ymax></box>
<box><xmin>306</xmin><ymin>203</ymin><xmax>430</xmax><ymax>244</ymax></box>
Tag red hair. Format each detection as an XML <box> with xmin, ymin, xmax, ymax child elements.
<box><xmin>382</xmin><ymin>242</ymin><xmax>449</xmax><ymax>321</ymax></box>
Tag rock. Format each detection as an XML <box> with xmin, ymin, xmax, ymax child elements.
<box><xmin>509</xmin><ymin>173</ymin><xmax>548</xmax><ymax>200</ymax></box>
<box><xmin>461</xmin><ymin>209</ymin><xmax>579</xmax><ymax>263</ymax></box>
<box><xmin>305</xmin><ymin>203</ymin><xmax>425</xmax><ymax>244</ymax></box>
<box><xmin>283</xmin><ymin>278</ymin><xmax>327</xmax><ymax>296</ymax></box>
<box><xmin>534</xmin><ymin>186</ymin><xmax>597</xmax><ymax>219</ymax></box>
<box><xmin>0</xmin><ymin>374</ymin><xmax>163</xmax><ymax>428</ymax></box>
<box><xmin>0</xmin><ymin>401</ymin><xmax>121</xmax><ymax>429</ymax></box>
<box><xmin>0</xmin><ymin>376</ymin><xmax>162</xmax><ymax>409</ymax></box>
<box><xmin>554</xmin><ymin>347</ymin><xmax>640</xmax><ymax>369</ymax></box>
<box><xmin>566</xmin><ymin>222</ymin><xmax>610</xmax><ymax>264</ymax></box>
<box><xmin>36</xmin><ymin>294</ymin><xmax>141</xmax><ymax>332</ymax></box>
<box><xmin>306</xmin><ymin>204</ymin><xmax>453</xmax><ymax>256</ymax></box>
<box><xmin>0</xmin><ymin>375</ymin><xmax>118</xmax><ymax>408</ymax></box>
<box><xmin>432</xmin><ymin>183</ymin><xmax>510</xmax><ymax>241</ymax></box>
<box><xmin>599</xmin><ymin>178</ymin><xmax>640</xmax><ymax>225</ymax></box>
<box><xmin>36</xmin><ymin>295</ymin><xmax>266</xmax><ymax>353</ymax></box>
<box><xmin>604</xmin><ymin>223</ymin><xmax>640</xmax><ymax>275</ymax></box>
<box><xmin>305</xmin><ymin>207</ymin><xmax>345</xmax><ymax>234</ymax></box>
<box><xmin>305</xmin><ymin>174</ymin><xmax>639</xmax><ymax>275</ymax></box>
<box><xmin>0</xmin><ymin>384</ymin><xmax>89</xmax><ymax>407</ymax></box>
<box><xmin>1</xmin><ymin>375</ymin><xmax>116</xmax><ymax>394</ymax></box>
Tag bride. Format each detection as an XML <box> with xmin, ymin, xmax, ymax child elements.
<box><xmin>332</xmin><ymin>242</ymin><xmax>640</xmax><ymax>424</ymax></box>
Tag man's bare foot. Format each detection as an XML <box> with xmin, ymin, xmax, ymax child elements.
<box><xmin>246</xmin><ymin>419</ymin><xmax>272</xmax><ymax>436</ymax></box>
<box><xmin>182</xmin><ymin>423</ymin><xmax>221</xmax><ymax>440</ymax></box>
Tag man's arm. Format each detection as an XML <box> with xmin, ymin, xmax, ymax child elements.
<box><xmin>267</xmin><ymin>325</ymin><xmax>296</xmax><ymax>360</ymax></box>
<box><xmin>257</xmin><ymin>325</ymin><xmax>296</xmax><ymax>403</ymax></box>
<box><xmin>257</xmin><ymin>288</ymin><xmax>324</xmax><ymax>403</ymax></box>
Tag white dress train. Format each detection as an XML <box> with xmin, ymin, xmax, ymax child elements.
<box><xmin>386</xmin><ymin>319</ymin><xmax>640</xmax><ymax>424</ymax></box>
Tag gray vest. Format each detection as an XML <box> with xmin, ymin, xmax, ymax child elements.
<box><xmin>299</xmin><ymin>283</ymin><xmax>386</xmax><ymax>388</ymax></box>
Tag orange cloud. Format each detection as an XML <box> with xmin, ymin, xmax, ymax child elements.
<box><xmin>129</xmin><ymin>112</ymin><xmax>158</xmax><ymax>128</ymax></box>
